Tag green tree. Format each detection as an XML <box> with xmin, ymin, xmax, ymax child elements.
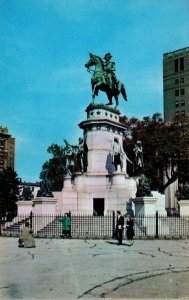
<box><xmin>39</xmin><ymin>144</ymin><xmax>66</xmax><ymax>191</ymax></box>
<box><xmin>122</xmin><ymin>114</ymin><xmax>189</xmax><ymax>193</ymax></box>
<box><xmin>0</xmin><ymin>168</ymin><xmax>20</xmax><ymax>220</ymax></box>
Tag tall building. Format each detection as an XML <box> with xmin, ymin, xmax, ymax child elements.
<box><xmin>0</xmin><ymin>126</ymin><xmax>15</xmax><ymax>171</ymax></box>
<box><xmin>163</xmin><ymin>47</ymin><xmax>189</xmax><ymax>122</ymax></box>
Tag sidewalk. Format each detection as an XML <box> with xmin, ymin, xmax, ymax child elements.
<box><xmin>0</xmin><ymin>237</ymin><xmax>189</xmax><ymax>299</ymax></box>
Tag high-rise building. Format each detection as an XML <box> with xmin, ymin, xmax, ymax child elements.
<box><xmin>163</xmin><ymin>47</ymin><xmax>189</xmax><ymax>122</ymax></box>
<box><xmin>0</xmin><ymin>126</ymin><xmax>15</xmax><ymax>171</ymax></box>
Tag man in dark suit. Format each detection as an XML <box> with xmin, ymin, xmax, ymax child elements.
<box><xmin>116</xmin><ymin>211</ymin><xmax>124</xmax><ymax>245</ymax></box>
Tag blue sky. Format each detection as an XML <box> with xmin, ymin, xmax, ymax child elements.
<box><xmin>1</xmin><ymin>0</ymin><xmax>189</xmax><ymax>183</ymax></box>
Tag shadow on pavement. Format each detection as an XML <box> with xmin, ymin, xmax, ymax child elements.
<box><xmin>105</xmin><ymin>241</ymin><xmax>130</xmax><ymax>246</ymax></box>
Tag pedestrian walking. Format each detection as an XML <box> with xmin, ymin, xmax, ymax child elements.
<box><xmin>59</xmin><ymin>212</ymin><xmax>71</xmax><ymax>238</ymax></box>
<box><xmin>116</xmin><ymin>211</ymin><xmax>124</xmax><ymax>245</ymax></box>
<box><xmin>126</xmin><ymin>216</ymin><xmax>134</xmax><ymax>245</ymax></box>
<box><xmin>18</xmin><ymin>222</ymin><xmax>36</xmax><ymax>248</ymax></box>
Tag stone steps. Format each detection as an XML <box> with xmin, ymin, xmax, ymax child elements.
<box><xmin>2</xmin><ymin>217</ymin><xmax>30</xmax><ymax>235</ymax></box>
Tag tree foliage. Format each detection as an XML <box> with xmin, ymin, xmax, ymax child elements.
<box><xmin>0</xmin><ymin>168</ymin><xmax>20</xmax><ymax>219</ymax></box>
<box><xmin>39</xmin><ymin>144</ymin><xmax>66</xmax><ymax>191</ymax></box>
<box><xmin>121</xmin><ymin>114</ymin><xmax>189</xmax><ymax>193</ymax></box>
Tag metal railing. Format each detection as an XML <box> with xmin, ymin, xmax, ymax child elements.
<box><xmin>1</xmin><ymin>211</ymin><xmax>189</xmax><ymax>239</ymax></box>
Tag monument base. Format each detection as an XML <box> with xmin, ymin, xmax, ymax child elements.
<box><xmin>56</xmin><ymin>103</ymin><xmax>138</xmax><ymax>215</ymax></box>
<box><xmin>56</xmin><ymin>172</ymin><xmax>137</xmax><ymax>215</ymax></box>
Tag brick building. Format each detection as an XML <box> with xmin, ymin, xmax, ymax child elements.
<box><xmin>163</xmin><ymin>46</ymin><xmax>189</xmax><ymax>122</ymax></box>
<box><xmin>0</xmin><ymin>126</ymin><xmax>15</xmax><ymax>171</ymax></box>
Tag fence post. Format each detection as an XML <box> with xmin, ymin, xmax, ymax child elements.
<box><xmin>112</xmin><ymin>211</ymin><xmax>115</xmax><ymax>238</ymax></box>
<box><xmin>30</xmin><ymin>211</ymin><xmax>33</xmax><ymax>229</ymax></box>
<box><xmin>155</xmin><ymin>210</ymin><xmax>159</xmax><ymax>238</ymax></box>
<box><xmin>0</xmin><ymin>214</ymin><xmax>2</xmax><ymax>237</ymax></box>
<box><xmin>69</xmin><ymin>211</ymin><xmax>72</xmax><ymax>238</ymax></box>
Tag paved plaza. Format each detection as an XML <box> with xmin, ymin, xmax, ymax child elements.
<box><xmin>0</xmin><ymin>237</ymin><xmax>189</xmax><ymax>299</ymax></box>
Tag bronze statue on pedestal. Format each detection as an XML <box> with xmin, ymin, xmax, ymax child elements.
<box><xmin>85</xmin><ymin>52</ymin><xmax>127</xmax><ymax>109</ymax></box>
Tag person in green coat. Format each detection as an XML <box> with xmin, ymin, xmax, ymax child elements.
<box><xmin>59</xmin><ymin>212</ymin><xmax>71</xmax><ymax>238</ymax></box>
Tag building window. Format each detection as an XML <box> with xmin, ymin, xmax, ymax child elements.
<box><xmin>180</xmin><ymin>77</ymin><xmax>184</xmax><ymax>84</ymax></box>
<box><xmin>175</xmin><ymin>59</ymin><xmax>179</xmax><ymax>72</ymax></box>
<box><xmin>181</xmin><ymin>110</ymin><xmax>185</xmax><ymax>116</ymax></box>
<box><xmin>175</xmin><ymin>100</ymin><xmax>179</xmax><ymax>107</ymax></box>
<box><xmin>180</xmin><ymin>100</ymin><xmax>185</xmax><ymax>107</ymax></box>
<box><xmin>0</xmin><ymin>139</ymin><xmax>5</xmax><ymax>146</ymax></box>
<box><xmin>181</xmin><ymin>88</ymin><xmax>185</xmax><ymax>95</ymax></box>
<box><xmin>175</xmin><ymin>90</ymin><xmax>179</xmax><ymax>96</ymax></box>
<box><xmin>175</xmin><ymin>111</ymin><xmax>179</xmax><ymax>116</ymax></box>
<box><xmin>174</xmin><ymin>58</ymin><xmax>184</xmax><ymax>72</ymax></box>
<box><xmin>175</xmin><ymin>79</ymin><xmax>179</xmax><ymax>85</ymax></box>
<box><xmin>180</xmin><ymin>57</ymin><xmax>184</xmax><ymax>71</ymax></box>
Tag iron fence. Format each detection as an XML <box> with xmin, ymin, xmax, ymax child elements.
<box><xmin>1</xmin><ymin>211</ymin><xmax>189</xmax><ymax>239</ymax></box>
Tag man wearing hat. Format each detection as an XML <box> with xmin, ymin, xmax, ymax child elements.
<box><xmin>103</xmin><ymin>52</ymin><xmax>118</xmax><ymax>89</ymax></box>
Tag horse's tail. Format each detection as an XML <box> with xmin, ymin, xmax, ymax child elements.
<box><xmin>120</xmin><ymin>83</ymin><xmax>127</xmax><ymax>101</ymax></box>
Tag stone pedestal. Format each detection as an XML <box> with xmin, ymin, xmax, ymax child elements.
<box><xmin>128</xmin><ymin>191</ymin><xmax>167</xmax><ymax>217</ymax></box>
<box><xmin>164</xmin><ymin>168</ymin><xmax>178</xmax><ymax>215</ymax></box>
<box><xmin>58</xmin><ymin>103</ymin><xmax>137</xmax><ymax>215</ymax></box>
<box><xmin>132</xmin><ymin>196</ymin><xmax>158</xmax><ymax>236</ymax></box>
<box><xmin>17</xmin><ymin>201</ymin><xmax>33</xmax><ymax>215</ymax></box>
<box><xmin>178</xmin><ymin>200</ymin><xmax>189</xmax><ymax>215</ymax></box>
<box><xmin>79</xmin><ymin>104</ymin><xmax>128</xmax><ymax>175</ymax></box>
<box><xmin>151</xmin><ymin>191</ymin><xmax>167</xmax><ymax>215</ymax></box>
<box><xmin>32</xmin><ymin>197</ymin><xmax>57</xmax><ymax>214</ymax></box>
<box><xmin>111</xmin><ymin>173</ymin><xmax>127</xmax><ymax>187</ymax></box>
<box><xmin>133</xmin><ymin>196</ymin><xmax>157</xmax><ymax>215</ymax></box>
<box><xmin>30</xmin><ymin>198</ymin><xmax>58</xmax><ymax>233</ymax></box>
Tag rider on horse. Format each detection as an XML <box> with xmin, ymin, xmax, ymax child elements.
<box><xmin>103</xmin><ymin>52</ymin><xmax>118</xmax><ymax>91</ymax></box>
<box><xmin>85</xmin><ymin>52</ymin><xmax>127</xmax><ymax>107</ymax></box>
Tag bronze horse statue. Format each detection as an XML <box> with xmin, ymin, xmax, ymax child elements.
<box><xmin>85</xmin><ymin>53</ymin><xmax>127</xmax><ymax>108</ymax></box>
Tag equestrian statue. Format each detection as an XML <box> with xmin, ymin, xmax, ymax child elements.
<box><xmin>85</xmin><ymin>52</ymin><xmax>127</xmax><ymax>109</ymax></box>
